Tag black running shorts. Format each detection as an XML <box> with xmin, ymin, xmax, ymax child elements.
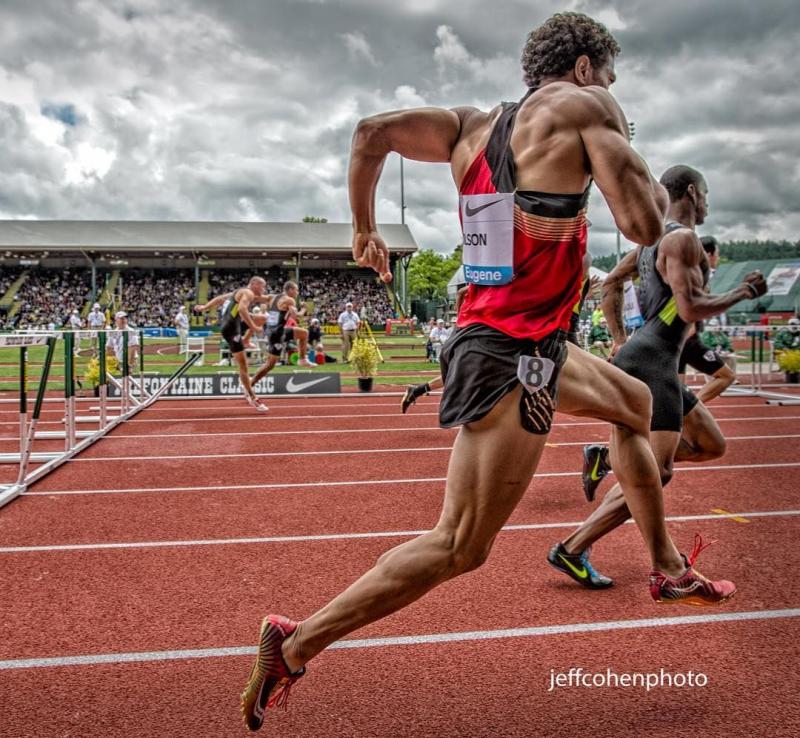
<box><xmin>681</xmin><ymin>384</ymin><xmax>699</xmax><ymax>416</ymax></box>
<box><xmin>439</xmin><ymin>323</ymin><xmax>568</xmax><ymax>435</ymax></box>
<box><xmin>613</xmin><ymin>332</ymin><xmax>683</xmax><ymax>433</ymax></box>
<box><xmin>221</xmin><ymin>319</ymin><xmax>245</xmax><ymax>354</ymax></box>
<box><xmin>268</xmin><ymin>327</ymin><xmax>295</xmax><ymax>357</ymax></box>
<box><xmin>678</xmin><ymin>334</ymin><xmax>725</xmax><ymax>375</ymax></box>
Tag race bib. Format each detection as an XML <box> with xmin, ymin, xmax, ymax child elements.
<box><xmin>517</xmin><ymin>355</ymin><xmax>555</xmax><ymax>393</ymax></box>
<box><xmin>460</xmin><ymin>192</ymin><xmax>515</xmax><ymax>285</ymax></box>
<box><xmin>267</xmin><ymin>310</ymin><xmax>280</xmax><ymax>327</ymax></box>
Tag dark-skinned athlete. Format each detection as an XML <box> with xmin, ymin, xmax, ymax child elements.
<box><xmin>550</xmin><ymin>165</ymin><xmax>767</xmax><ymax>591</ymax></box>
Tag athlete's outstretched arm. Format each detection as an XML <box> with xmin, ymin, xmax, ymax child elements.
<box><xmin>601</xmin><ymin>247</ymin><xmax>639</xmax><ymax>349</ymax></box>
<box><xmin>349</xmin><ymin>107</ymin><xmax>470</xmax><ymax>276</ymax></box>
<box><xmin>663</xmin><ymin>233</ymin><xmax>767</xmax><ymax>322</ymax></box>
<box><xmin>578</xmin><ymin>89</ymin><xmax>667</xmax><ymax>246</ymax></box>
<box><xmin>194</xmin><ymin>292</ymin><xmax>233</xmax><ymax>313</ymax></box>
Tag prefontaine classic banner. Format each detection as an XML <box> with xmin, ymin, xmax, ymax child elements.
<box><xmin>108</xmin><ymin>372</ymin><xmax>341</xmax><ymax>397</ymax></box>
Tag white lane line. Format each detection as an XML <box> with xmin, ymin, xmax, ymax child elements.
<box><xmin>0</xmin><ymin>400</ymin><xmax>771</xmax><ymax>418</ymax></box>
<box><xmin>22</xmin><ymin>461</ymin><xmax>800</xmax><ymax>497</ymax></box>
<box><xmin>1</xmin><ymin>607</ymin><xmax>797</xmax><ymax>670</ymax></box>
<box><xmin>2</xmin><ymin>509</ymin><xmax>798</xmax><ymax>554</ymax></box>
<box><xmin>0</xmin><ymin>426</ymin><xmax>453</xmax><ymax>442</ymax></box>
<box><xmin>1</xmin><ymin>412</ymin><xmax>798</xmax><ymax>430</ymax></box>
<box><xmin>5</xmin><ymin>412</ymin><xmax>794</xmax><ymax>428</ymax></box>
<box><xmin>68</xmin><ymin>433</ymin><xmax>800</xmax><ymax>462</ymax></box>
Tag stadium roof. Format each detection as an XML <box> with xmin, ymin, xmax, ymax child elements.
<box><xmin>0</xmin><ymin>220</ymin><xmax>419</xmax><ymax>258</ymax></box>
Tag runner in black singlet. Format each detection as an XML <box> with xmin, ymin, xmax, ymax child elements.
<box><xmin>194</xmin><ymin>276</ymin><xmax>269</xmax><ymax>412</ymax></box>
<box><xmin>549</xmin><ymin>165</ymin><xmax>767</xmax><ymax>589</ymax></box>
<box><xmin>583</xmin><ymin>234</ymin><xmax>735</xmax><ymax>501</ymax></box>
<box><xmin>250</xmin><ymin>280</ymin><xmax>314</xmax><ymax>387</ymax></box>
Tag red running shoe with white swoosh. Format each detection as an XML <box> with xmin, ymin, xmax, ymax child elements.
<box><xmin>241</xmin><ymin>615</ymin><xmax>305</xmax><ymax>731</ymax></box>
<box><xmin>650</xmin><ymin>535</ymin><xmax>736</xmax><ymax>607</ymax></box>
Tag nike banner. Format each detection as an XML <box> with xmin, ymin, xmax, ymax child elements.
<box><xmin>108</xmin><ymin>372</ymin><xmax>341</xmax><ymax>397</ymax></box>
<box><xmin>460</xmin><ymin>192</ymin><xmax>515</xmax><ymax>285</ymax></box>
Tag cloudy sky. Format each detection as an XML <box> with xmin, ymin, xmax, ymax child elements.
<box><xmin>1</xmin><ymin>0</ymin><xmax>798</xmax><ymax>258</ymax></box>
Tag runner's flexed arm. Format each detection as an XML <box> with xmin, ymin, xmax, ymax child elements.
<box><xmin>600</xmin><ymin>247</ymin><xmax>639</xmax><ymax>354</ymax></box>
<box><xmin>662</xmin><ymin>232</ymin><xmax>767</xmax><ymax>322</ymax></box>
<box><xmin>576</xmin><ymin>87</ymin><xmax>668</xmax><ymax>245</ymax></box>
<box><xmin>349</xmin><ymin>106</ymin><xmax>477</xmax><ymax>278</ymax></box>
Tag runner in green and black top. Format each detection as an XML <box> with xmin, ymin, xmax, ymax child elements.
<box><xmin>194</xmin><ymin>276</ymin><xmax>269</xmax><ymax>412</ymax></box>
<box><xmin>549</xmin><ymin>165</ymin><xmax>767</xmax><ymax>590</ymax></box>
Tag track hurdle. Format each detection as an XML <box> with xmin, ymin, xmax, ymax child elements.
<box><xmin>0</xmin><ymin>330</ymin><xmax>202</xmax><ymax>508</ymax></box>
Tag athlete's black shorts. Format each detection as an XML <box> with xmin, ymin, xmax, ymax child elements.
<box><xmin>681</xmin><ymin>384</ymin><xmax>699</xmax><ymax>416</ymax></box>
<box><xmin>678</xmin><ymin>334</ymin><xmax>725</xmax><ymax>375</ymax></box>
<box><xmin>221</xmin><ymin>318</ymin><xmax>245</xmax><ymax>354</ymax></box>
<box><xmin>268</xmin><ymin>327</ymin><xmax>295</xmax><ymax>357</ymax></box>
<box><xmin>613</xmin><ymin>331</ymin><xmax>684</xmax><ymax>433</ymax></box>
<box><xmin>439</xmin><ymin>322</ymin><xmax>568</xmax><ymax>435</ymax></box>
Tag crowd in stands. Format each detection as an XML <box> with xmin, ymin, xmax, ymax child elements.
<box><xmin>0</xmin><ymin>267</ymin><xmax>395</xmax><ymax>329</ymax></box>
<box><xmin>2</xmin><ymin>269</ymin><xmax>92</xmax><ymax>330</ymax></box>
<box><xmin>119</xmin><ymin>270</ymin><xmax>195</xmax><ymax>328</ymax></box>
<box><xmin>205</xmin><ymin>267</ymin><xmax>394</xmax><ymax>324</ymax></box>
<box><xmin>300</xmin><ymin>270</ymin><xmax>394</xmax><ymax>324</ymax></box>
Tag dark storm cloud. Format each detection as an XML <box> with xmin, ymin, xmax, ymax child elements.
<box><xmin>0</xmin><ymin>0</ymin><xmax>797</xmax><ymax>255</ymax></box>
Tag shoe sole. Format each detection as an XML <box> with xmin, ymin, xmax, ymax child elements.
<box><xmin>240</xmin><ymin>617</ymin><xmax>283</xmax><ymax>732</ymax></box>
<box><xmin>654</xmin><ymin>588</ymin><xmax>737</xmax><ymax>607</ymax></box>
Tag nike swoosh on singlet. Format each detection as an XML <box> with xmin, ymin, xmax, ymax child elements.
<box><xmin>285</xmin><ymin>376</ymin><xmax>330</xmax><ymax>393</ymax></box>
<box><xmin>464</xmin><ymin>198</ymin><xmax>504</xmax><ymax>217</ymax></box>
<box><xmin>558</xmin><ymin>554</ymin><xmax>589</xmax><ymax>579</ymax></box>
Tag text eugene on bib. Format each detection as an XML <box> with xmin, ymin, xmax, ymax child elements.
<box><xmin>460</xmin><ymin>192</ymin><xmax>515</xmax><ymax>286</ymax></box>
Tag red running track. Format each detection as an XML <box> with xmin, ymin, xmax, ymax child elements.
<box><xmin>0</xmin><ymin>393</ymin><xmax>799</xmax><ymax>737</ymax></box>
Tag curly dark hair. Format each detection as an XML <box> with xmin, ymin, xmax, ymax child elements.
<box><xmin>521</xmin><ymin>12</ymin><xmax>621</xmax><ymax>87</ymax></box>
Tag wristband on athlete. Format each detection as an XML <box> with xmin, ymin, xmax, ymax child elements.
<box><xmin>742</xmin><ymin>282</ymin><xmax>760</xmax><ymax>299</ymax></box>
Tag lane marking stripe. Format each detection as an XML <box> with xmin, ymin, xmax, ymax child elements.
<box><xmin>22</xmin><ymin>461</ymin><xmax>800</xmax><ymax>497</ymax></box>
<box><xmin>1</xmin><ymin>509</ymin><xmax>797</xmax><ymax>553</ymax></box>
<box><xmin>711</xmin><ymin>507</ymin><xmax>751</xmax><ymax>524</ymax></box>
<box><xmin>1</xmin><ymin>608</ymin><xmax>798</xmax><ymax>670</ymax></box>
<box><xmin>61</xmin><ymin>433</ymin><xmax>800</xmax><ymax>462</ymax></box>
<box><xmin>2</xmin><ymin>413</ymin><xmax>798</xmax><ymax>428</ymax></box>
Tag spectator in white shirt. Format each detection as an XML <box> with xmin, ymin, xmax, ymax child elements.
<box><xmin>68</xmin><ymin>309</ymin><xmax>83</xmax><ymax>354</ymax></box>
<box><xmin>107</xmin><ymin>311</ymin><xmax>140</xmax><ymax>367</ymax></box>
<box><xmin>429</xmin><ymin>319</ymin><xmax>451</xmax><ymax>362</ymax></box>
<box><xmin>174</xmin><ymin>306</ymin><xmax>190</xmax><ymax>350</ymax></box>
<box><xmin>87</xmin><ymin>303</ymin><xmax>107</xmax><ymax>356</ymax></box>
<box><xmin>337</xmin><ymin>301</ymin><xmax>361</xmax><ymax>362</ymax></box>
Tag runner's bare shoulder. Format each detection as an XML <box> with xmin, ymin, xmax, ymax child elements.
<box><xmin>661</xmin><ymin>227</ymin><xmax>703</xmax><ymax>266</ymax></box>
<box><xmin>546</xmin><ymin>84</ymin><xmax>627</xmax><ymax>132</ymax></box>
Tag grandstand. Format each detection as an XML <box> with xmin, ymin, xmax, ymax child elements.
<box><xmin>0</xmin><ymin>220</ymin><xmax>418</xmax><ymax>329</ymax></box>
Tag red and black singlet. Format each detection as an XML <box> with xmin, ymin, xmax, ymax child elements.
<box><xmin>457</xmin><ymin>88</ymin><xmax>591</xmax><ymax>341</ymax></box>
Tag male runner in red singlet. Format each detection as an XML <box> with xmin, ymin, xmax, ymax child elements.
<box><xmin>240</xmin><ymin>14</ymin><xmax>736</xmax><ymax>730</ymax></box>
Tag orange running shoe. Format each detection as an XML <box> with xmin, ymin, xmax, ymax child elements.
<box><xmin>241</xmin><ymin>615</ymin><xmax>305</xmax><ymax>731</ymax></box>
<box><xmin>650</xmin><ymin>535</ymin><xmax>736</xmax><ymax>607</ymax></box>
